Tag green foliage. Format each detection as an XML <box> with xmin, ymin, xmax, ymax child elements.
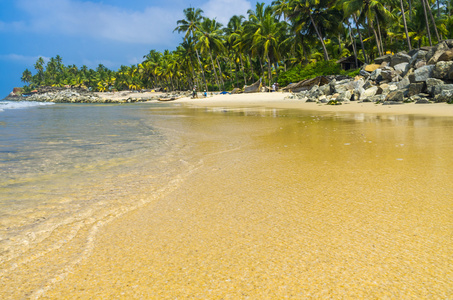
<box><xmin>327</xmin><ymin>99</ymin><xmax>342</xmax><ymax>105</ymax></box>
<box><xmin>278</xmin><ymin>60</ymin><xmax>343</xmax><ymax>86</ymax></box>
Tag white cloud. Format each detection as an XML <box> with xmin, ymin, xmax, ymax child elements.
<box><xmin>0</xmin><ymin>54</ymin><xmax>50</xmax><ymax>65</ymax></box>
<box><xmin>201</xmin><ymin>0</ymin><xmax>252</xmax><ymax>25</ymax></box>
<box><xmin>11</xmin><ymin>0</ymin><xmax>182</xmax><ymax>46</ymax></box>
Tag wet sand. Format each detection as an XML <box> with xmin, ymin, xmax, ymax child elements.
<box><xmin>2</xmin><ymin>98</ymin><xmax>452</xmax><ymax>298</ymax></box>
<box><xmin>176</xmin><ymin>92</ymin><xmax>453</xmax><ymax>117</ymax></box>
<box><xmin>40</xmin><ymin>106</ymin><xmax>453</xmax><ymax>298</ymax></box>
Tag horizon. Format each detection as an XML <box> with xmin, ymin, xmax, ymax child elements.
<box><xmin>0</xmin><ymin>0</ymin><xmax>273</xmax><ymax>97</ymax></box>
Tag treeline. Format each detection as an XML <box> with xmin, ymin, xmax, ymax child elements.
<box><xmin>21</xmin><ymin>0</ymin><xmax>453</xmax><ymax>92</ymax></box>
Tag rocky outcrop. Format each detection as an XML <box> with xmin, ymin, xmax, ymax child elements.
<box><xmin>286</xmin><ymin>40</ymin><xmax>453</xmax><ymax>105</ymax></box>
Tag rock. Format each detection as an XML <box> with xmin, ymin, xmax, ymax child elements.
<box><xmin>319</xmin><ymin>83</ymin><xmax>333</xmax><ymax>96</ymax></box>
<box><xmin>359</xmin><ymin>69</ymin><xmax>370</xmax><ymax>78</ymax></box>
<box><xmin>394</xmin><ymin>62</ymin><xmax>409</xmax><ymax>75</ymax></box>
<box><xmin>426</xmin><ymin>78</ymin><xmax>445</xmax><ymax>95</ymax></box>
<box><xmin>364</xmin><ymin>64</ymin><xmax>381</xmax><ymax>72</ymax></box>
<box><xmin>380</xmin><ymin>68</ymin><xmax>396</xmax><ymax>81</ymax></box>
<box><xmin>409</xmin><ymin>50</ymin><xmax>428</xmax><ymax>67</ymax></box>
<box><xmin>336</xmin><ymin>91</ymin><xmax>352</xmax><ymax>102</ymax></box>
<box><xmin>432</xmin><ymin>84</ymin><xmax>453</xmax><ymax>99</ymax></box>
<box><xmin>414</xmin><ymin>60</ymin><xmax>427</xmax><ymax>69</ymax></box>
<box><xmin>426</xmin><ymin>42</ymin><xmax>449</xmax><ymax>62</ymax></box>
<box><xmin>407</xmin><ymin>82</ymin><xmax>426</xmax><ymax>97</ymax></box>
<box><xmin>397</xmin><ymin>77</ymin><xmax>411</xmax><ymax>89</ymax></box>
<box><xmin>438</xmin><ymin>49</ymin><xmax>453</xmax><ymax>62</ymax></box>
<box><xmin>370</xmin><ymin>68</ymin><xmax>382</xmax><ymax>81</ymax></box>
<box><xmin>414</xmin><ymin>65</ymin><xmax>434</xmax><ymax>82</ymax></box>
<box><xmin>385</xmin><ymin>90</ymin><xmax>404</xmax><ymax>102</ymax></box>
<box><xmin>368</xmin><ymin>94</ymin><xmax>386</xmax><ymax>102</ymax></box>
<box><xmin>432</xmin><ymin>61</ymin><xmax>453</xmax><ymax>80</ymax></box>
<box><xmin>444</xmin><ymin>39</ymin><xmax>453</xmax><ymax>48</ymax></box>
<box><xmin>374</xmin><ymin>54</ymin><xmax>393</xmax><ymax>65</ymax></box>
<box><xmin>434</xmin><ymin>89</ymin><xmax>453</xmax><ymax>102</ymax></box>
<box><xmin>415</xmin><ymin>98</ymin><xmax>432</xmax><ymax>104</ymax></box>
<box><xmin>318</xmin><ymin>95</ymin><xmax>328</xmax><ymax>103</ymax></box>
<box><xmin>360</xmin><ymin>86</ymin><xmax>378</xmax><ymax>101</ymax></box>
<box><xmin>427</xmin><ymin>50</ymin><xmax>446</xmax><ymax>65</ymax></box>
<box><xmin>390</xmin><ymin>53</ymin><xmax>411</xmax><ymax>67</ymax></box>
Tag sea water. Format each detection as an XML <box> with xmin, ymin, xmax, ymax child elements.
<box><xmin>0</xmin><ymin>101</ymin><xmax>199</xmax><ymax>270</ymax></box>
<box><xmin>1</xmin><ymin>101</ymin><xmax>453</xmax><ymax>298</ymax></box>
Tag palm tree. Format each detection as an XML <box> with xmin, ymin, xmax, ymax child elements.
<box><xmin>252</xmin><ymin>11</ymin><xmax>285</xmax><ymax>87</ymax></box>
<box><xmin>21</xmin><ymin>69</ymin><xmax>32</xmax><ymax>85</ymax></box>
<box><xmin>175</xmin><ymin>7</ymin><xmax>207</xmax><ymax>91</ymax></box>
<box><xmin>400</xmin><ymin>0</ymin><xmax>412</xmax><ymax>50</ymax></box>
<box><xmin>287</xmin><ymin>0</ymin><xmax>331</xmax><ymax>61</ymax></box>
<box><xmin>196</xmin><ymin>17</ymin><xmax>225</xmax><ymax>91</ymax></box>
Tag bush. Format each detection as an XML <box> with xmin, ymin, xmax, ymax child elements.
<box><xmin>278</xmin><ymin>60</ymin><xmax>360</xmax><ymax>87</ymax></box>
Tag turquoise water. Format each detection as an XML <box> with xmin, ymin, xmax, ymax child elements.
<box><xmin>0</xmin><ymin>101</ymin><xmax>198</xmax><ymax>267</ymax></box>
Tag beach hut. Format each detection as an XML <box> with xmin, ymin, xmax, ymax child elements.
<box><xmin>336</xmin><ymin>56</ymin><xmax>363</xmax><ymax>70</ymax></box>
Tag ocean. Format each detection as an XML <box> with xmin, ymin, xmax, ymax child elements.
<box><xmin>0</xmin><ymin>101</ymin><xmax>199</xmax><ymax>272</ymax></box>
<box><xmin>1</xmin><ymin>100</ymin><xmax>453</xmax><ymax>298</ymax></box>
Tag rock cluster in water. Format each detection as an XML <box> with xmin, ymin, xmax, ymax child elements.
<box><xmin>4</xmin><ymin>86</ymin><xmax>186</xmax><ymax>103</ymax></box>
<box><xmin>286</xmin><ymin>40</ymin><xmax>453</xmax><ymax>105</ymax></box>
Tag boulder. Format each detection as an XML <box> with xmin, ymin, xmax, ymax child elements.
<box><xmin>374</xmin><ymin>54</ymin><xmax>392</xmax><ymax>65</ymax></box>
<box><xmin>364</xmin><ymin>64</ymin><xmax>381</xmax><ymax>72</ymax></box>
<box><xmin>414</xmin><ymin>60</ymin><xmax>427</xmax><ymax>69</ymax></box>
<box><xmin>394</xmin><ymin>62</ymin><xmax>409</xmax><ymax>75</ymax></box>
<box><xmin>426</xmin><ymin>78</ymin><xmax>445</xmax><ymax>95</ymax></box>
<box><xmin>444</xmin><ymin>39</ymin><xmax>453</xmax><ymax>48</ymax></box>
<box><xmin>407</xmin><ymin>82</ymin><xmax>426</xmax><ymax>97</ymax></box>
<box><xmin>390</xmin><ymin>53</ymin><xmax>411</xmax><ymax>67</ymax></box>
<box><xmin>370</xmin><ymin>68</ymin><xmax>382</xmax><ymax>81</ymax></box>
<box><xmin>414</xmin><ymin>65</ymin><xmax>434</xmax><ymax>82</ymax></box>
<box><xmin>385</xmin><ymin>90</ymin><xmax>404</xmax><ymax>102</ymax></box>
<box><xmin>397</xmin><ymin>77</ymin><xmax>411</xmax><ymax>89</ymax></box>
<box><xmin>360</xmin><ymin>86</ymin><xmax>378</xmax><ymax>101</ymax></box>
<box><xmin>434</xmin><ymin>89</ymin><xmax>453</xmax><ymax>102</ymax></box>
<box><xmin>336</xmin><ymin>90</ymin><xmax>352</xmax><ymax>102</ymax></box>
<box><xmin>438</xmin><ymin>49</ymin><xmax>453</xmax><ymax>62</ymax></box>
<box><xmin>432</xmin><ymin>61</ymin><xmax>453</xmax><ymax>80</ymax></box>
<box><xmin>427</xmin><ymin>50</ymin><xmax>447</xmax><ymax>65</ymax></box>
<box><xmin>432</xmin><ymin>84</ymin><xmax>453</xmax><ymax>98</ymax></box>
<box><xmin>409</xmin><ymin>50</ymin><xmax>428</xmax><ymax>67</ymax></box>
<box><xmin>359</xmin><ymin>69</ymin><xmax>371</xmax><ymax>78</ymax></box>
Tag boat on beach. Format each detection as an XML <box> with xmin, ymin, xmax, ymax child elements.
<box><xmin>157</xmin><ymin>96</ymin><xmax>182</xmax><ymax>102</ymax></box>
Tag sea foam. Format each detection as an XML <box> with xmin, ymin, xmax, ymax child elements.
<box><xmin>0</xmin><ymin>100</ymin><xmax>54</xmax><ymax>112</ymax></box>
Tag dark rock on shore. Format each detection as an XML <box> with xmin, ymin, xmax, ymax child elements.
<box><xmin>286</xmin><ymin>40</ymin><xmax>453</xmax><ymax>105</ymax></box>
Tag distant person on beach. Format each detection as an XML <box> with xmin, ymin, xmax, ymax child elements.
<box><xmin>203</xmin><ymin>90</ymin><xmax>207</xmax><ymax>97</ymax></box>
<box><xmin>272</xmin><ymin>83</ymin><xmax>276</xmax><ymax>92</ymax></box>
<box><xmin>192</xmin><ymin>85</ymin><xmax>197</xmax><ymax>98</ymax></box>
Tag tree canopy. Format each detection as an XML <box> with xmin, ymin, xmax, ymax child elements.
<box><xmin>21</xmin><ymin>0</ymin><xmax>453</xmax><ymax>92</ymax></box>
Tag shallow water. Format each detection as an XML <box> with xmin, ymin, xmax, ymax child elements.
<box><xmin>1</xmin><ymin>103</ymin><xmax>453</xmax><ymax>298</ymax></box>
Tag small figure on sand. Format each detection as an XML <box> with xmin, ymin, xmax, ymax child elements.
<box><xmin>203</xmin><ymin>90</ymin><xmax>207</xmax><ymax>98</ymax></box>
<box><xmin>192</xmin><ymin>85</ymin><xmax>198</xmax><ymax>98</ymax></box>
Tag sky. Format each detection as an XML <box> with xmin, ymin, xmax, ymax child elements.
<box><xmin>0</xmin><ymin>0</ymin><xmax>273</xmax><ymax>97</ymax></box>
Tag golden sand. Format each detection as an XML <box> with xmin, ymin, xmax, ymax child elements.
<box><xmin>2</xmin><ymin>99</ymin><xmax>452</xmax><ymax>299</ymax></box>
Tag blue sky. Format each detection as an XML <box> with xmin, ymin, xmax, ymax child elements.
<box><xmin>0</xmin><ymin>0</ymin><xmax>273</xmax><ymax>97</ymax></box>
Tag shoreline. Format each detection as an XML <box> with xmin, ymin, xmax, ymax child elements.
<box><xmin>174</xmin><ymin>92</ymin><xmax>453</xmax><ymax>118</ymax></box>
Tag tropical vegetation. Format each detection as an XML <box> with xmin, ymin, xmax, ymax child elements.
<box><xmin>20</xmin><ymin>0</ymin><xmax>453</xmax><ymax>93</ymax></box>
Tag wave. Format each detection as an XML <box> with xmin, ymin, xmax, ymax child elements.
<box><xmin>0</xmin><ymin>100</ymin><xmax>55</xmax><ymax>112</ymax></box>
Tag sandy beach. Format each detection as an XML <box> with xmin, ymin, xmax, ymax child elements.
<box><xmin>1</xmin><ymin>93</ymin><xmax>452</xmax><ymax>299</ymax></box>
<box><xmin>173</xmin><ymin>92</ymin><xmax>453</xmax><ymax>117</ymax></box>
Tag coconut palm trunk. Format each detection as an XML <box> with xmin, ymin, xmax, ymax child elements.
<box><xmin>353</xmin><ymin>14</ymin><xmax>368</xmax><ymax>64</ymax></box>
<box><xmin>421</xmin><ymin>0</ymin><xmax>433</xmax><ymax>46</ymax></box>
<box><xmin>425</xmin><ymin>0</ymin><xmax>441</xmax><ymax>42</ymax></box>
<box><xmin>348</xmin><ymin>24</ymin><xmax>359</xmax><ymax>68</ymax></box>
<box><xmin>400</xmin><ymin>0</ymin><xmax>412</xmax><ymax>50</ymax></box>
<box><xmin>308</xmin><ymin>10</ymin><xmax>330</xmax><ymax>61</ymax></box>
<box><xmin>209</xmin><ymin>51</ymin><xmax>221</xmax><ymax>91</ymax></box>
